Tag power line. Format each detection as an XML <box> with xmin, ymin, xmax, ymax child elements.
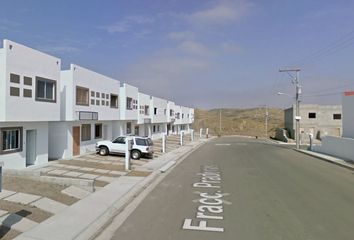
<box><xmin>291</xmin><ymin>29</ymin><xmax>354</xmax><ymax>67</ymax></box>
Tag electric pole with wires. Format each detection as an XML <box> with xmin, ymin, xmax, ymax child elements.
<box><xmin>279</xmin><ymin>68</ymin><xmax>301</xmax><ymax>149</ymax></box>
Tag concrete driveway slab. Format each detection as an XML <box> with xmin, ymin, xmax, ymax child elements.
<box><xmin>0</xmin><ymin>189</ymin><xmax>16</xmax><ymax>199</ymax></box>
<box><xmin>30</xmin><ymin>197</ymin><xmax>68</xmax><ymax>214</ymax></box>
<box><xmin>5</xmin><ymin>192</ymin><xmax>42</xmax><ymax>205</ymax></box>
<box><xmin>61</xmin><ymin>186</ymin><xmax>91</xmax><ymax>199</ymax></box>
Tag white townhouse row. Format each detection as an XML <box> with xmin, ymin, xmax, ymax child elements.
<box><xmin>0</xmin><ymin>39</ymin><xmax>194</xmax><ymax>169</ymax></box>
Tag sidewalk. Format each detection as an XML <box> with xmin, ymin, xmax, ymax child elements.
<box><xmin>295</xmin><ymin>149</ymin><xmax>354</xmax><ymax>171</ymax></box>
<box><xmin>14</xmin><ymin>138</ymin><xmax>210</xmax><ymax>240</ymax></box>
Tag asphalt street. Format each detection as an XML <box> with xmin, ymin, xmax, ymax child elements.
<box><xmin>110</xmin><ymin>136</ymin><xmax>354</xmax><ymax>240</ymax></box>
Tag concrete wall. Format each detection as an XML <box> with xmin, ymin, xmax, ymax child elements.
<box><xmin>313</xmin><ymin>136</ymin><xmax>354</xmax><ymax>161</ymax></box>
<box><xmin>342</xmin><ymin>93</ymin><xmax>354</xmax><ymax>138</ymax></box>
<box><xmin>2</xmin><ymin>39</ymin><xmax>61</xmax><ymax>122</ymax></box>
<box><xmin>0</xmin><ymin>122</ymin><xmax>49</xmax><ymax>169</ymax></box>
<box><xmin>284</xmin><ymin>104</ymin><xmax>342</xmax><ymax>139</ymax></box>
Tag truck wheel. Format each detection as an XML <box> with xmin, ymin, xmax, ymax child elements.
<box><xmin>99</xmin><ymin>146</ymin><xmax>109</xmax><ymax>156</ymax></box>
<box><xmin>131</xmin><ymin>149</ymin><xmax>141</xmax><ymax>160</ymax></box>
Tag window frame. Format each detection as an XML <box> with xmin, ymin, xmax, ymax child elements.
<box><xmin>76</xmin><ymin>86</ymin><xmax>90</xmax><ymax>106</ymax></box>
<box><xmin>35</xmin><ymin>77</ymin><xmax>57</xmax><ymax>103</ymax></box>
<box><xmin>81</xmin><ymin>124</ymin><xmax>91</xmax><ymax>142</ymax></box>
<box><xmin>110</xmin><ymin>94</ymin><xmax>119</xmax><ymax>108</ymax></box>
<box><xmin>126</xmin><ymin>97</ymin><xmax>133</xmax><ymax>110</ymax></box>
<box><xmin>0</xmin><ymin>127</ymin><xmax>23</xmax><ymax>155</ymax></box>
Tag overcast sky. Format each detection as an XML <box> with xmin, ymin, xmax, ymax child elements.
<box><xmin>1</xmin><ymin>0</ymin><xmax>354</xmax><ymax>109</ymax></box>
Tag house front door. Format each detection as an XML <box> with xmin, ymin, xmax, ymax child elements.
<box><xmin>73</xmin><ymin>126</ymin><xmax>80</xmax><ymax>156</ymax></box>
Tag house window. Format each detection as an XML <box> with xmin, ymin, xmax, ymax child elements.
<box><xmin>126</xmin><ymin>97</ymin><xmax>133</xmax><ymax>110</ymax></box>
<box><xmin>35</xmin><ymin>77</ymin><xmax>56</xmax><ymax>102</ymax></box>
<box><xmin>95</xmin><ymin>124</ymin><xmax>102</xmax><ymax>139</ymax></box>
<box><xmin>308</xmin><ymin>112</ymin><xmax>316</xmax><ymax>119</ymax></box>
<box><xmin>106</xmin><ymin>94</ymin><xmax>109</xmax><ymax>99</ymax></box>
<box><xmin>333</xmin><ymin>114</ymin><xmax>342</xmax><ymax>120</ymax></box>
<box><xmin>91</xmin><ymin>91</ymin><xmax>95</xmax><ymax>97</ymax></box>
<box><xmin>76</xmin><ymin>86</ymin><xmax>89</xmax><ymax>106</ymax></box>
<box><xmin>10</xmin><ymin>73</ymin><xmax>20</xmax><ymax>84</ymax></box>
<box><xmin>145</xmin><ymin>105</ymin><xmax>149</xmax><ymax>115</ymax></box>
<box><xmin>164</xmin><ymin>109</ymin><xmax>167</xmax><ymax>115</ymax></box>
<box><xmin>110</xmin><ymin>94</ymin><xmax>118</xmax><ymax>108</ymax></box>
<box><xmin>176</xmin><ymin>113</ymin><xmax>180</xmax><ymax>119</ymax></box>
<box><xmin>182</xmin><ymin>114</ymin><xmax>184</xmax><ymax>119</ymax></box>
<box><xmin>24</xmin><ymin>76</ymin><xmax>32</xmax><ymax>86</ymax></box>
<box><xmin>170</xmin><ymin>109</ymin><xmax>173</xmax><ymax>117</ymax></box>
<box><xmin>153</xmin><ymin>125</ymin><xmax>156</xmax><ymax>133</ymax></box>
<box><xmin>23</xmin><ymin>89</ymin><xmax>32</xmax><ymax>98</ymax></box>
<box><xmin>81</xmin><ymin>124</ymin><xmax>91</xmax><ymax>141</ymax></box>
<box><xmin>96</xmin><ymin>100</ymin><xmax>100</xmax><ymax>106</ymax></box>
<box><xmin>154</xmin><ymin>108</ymin><xmax>157</xmax><ymax>115</ymax></box>
<box><xmin>91</xmin><ymin>99</ymin><xmax>95</xmax><ymax>105</ymax></box>
<box><xmin>0</xmin><ymin>127</ymin><xmax>22</xmax><ymax>154</ymax></box>
<box><xmin>102</xmin><ymin>100</ymin><xmax>105</xmax><ymax>106</ymax></box>
<box><xmin>10</xmin><ymin>87</ymin><xmax>20</xmax><ymax>97</ymax></box>
<box><xmin>157</xmin><ymin>125</ymin><xmax>160</xmax><ymax>132</ymax></box>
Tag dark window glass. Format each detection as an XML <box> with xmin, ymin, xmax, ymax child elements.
<box><xmin>308</xmin><ymin>112</ymin><xmax>316</xmax><ymax>119</ymax></box>
<box><xmin>135</xmin><ymin>138</ymin><xmax>148</xmax><ymax>146</ymax></box>
<box><xmin>10</xmin><ymin>73</ymin><xmax>20</xmax><ymax>83</ymax></box>
<box><xmin>333</xmin><ymin>114</ymin><xmax>342</xmax><ymax>120</ymax></box>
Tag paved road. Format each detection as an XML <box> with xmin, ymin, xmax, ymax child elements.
<box><xmin>110</xmin><ymin>136</ymin><xmax>354</xmax><ymax>240</ymax></box>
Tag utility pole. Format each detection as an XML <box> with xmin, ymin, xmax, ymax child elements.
<box><xmin>260</xmin><ymin>105</ymin><xmax>269</xmax><ymax>138</ymax></box>
<box><xmin>265</xmin><ymin>105</ymin><xmax>268</xmax><ymax>138</ymax></box>
<box><xmin>219</xmin><ymin>109</ymin><xmax>222</xmax><ymax>135</ymax></box>
<box><xmin>279</xmin><ymin>68</ymin><xmax>301</xmax><ymax>149</ymax></box>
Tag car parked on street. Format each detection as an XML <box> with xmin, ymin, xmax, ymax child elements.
<box><xmin>96</xmin><ymin>136</ymin><xmax>154</xmax><ymax>160</ymax></box>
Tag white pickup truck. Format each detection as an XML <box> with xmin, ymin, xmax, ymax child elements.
<box><xmin>95</xmin><ymin>136</ymin><xmax>154</xmax><ymax>160</ymax></box>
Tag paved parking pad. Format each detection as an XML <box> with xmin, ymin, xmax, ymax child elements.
<box><xmin>5</xmin><ymin>193</ymin><xmax>42</xmax><ymax>205</ymax></box>
<box><xmin>30</xmin><ymin>198</ymin><xmax>68</xmax><ymax>215</ymax></box>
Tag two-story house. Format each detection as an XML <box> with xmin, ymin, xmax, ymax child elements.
<box><xmin>48</xmin><ymin>64</ymin><xmax>121</xmax><ymax>159</ymax></box>
<box><xmin>0</xmin><ymin>40</ymin><xmax>61</xmax><ymax>168</ymax></box>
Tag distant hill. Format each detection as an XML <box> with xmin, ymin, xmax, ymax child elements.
<box><xmin>192</xmin><ymin>108</ymin><xmax>284</xmax><ymax>137</ymax></box>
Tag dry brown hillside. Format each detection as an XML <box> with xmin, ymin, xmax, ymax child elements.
<box><xmin>192</xmin><ymin>108</ymin><xmax>284</xmax><ymax>137</ymax></box>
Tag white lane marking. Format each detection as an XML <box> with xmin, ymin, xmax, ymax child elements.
<box><xmin>215</xmin><ymin>143</ymin><xmax>231</xmax><ymax>146</ymax></box>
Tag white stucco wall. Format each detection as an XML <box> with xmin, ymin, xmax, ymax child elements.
<box><xmin>313</xmin><ymin>136</ymin><xmax>354</xmax><ymax>161</ymax></box>
<box><xmin>0</xmin><ymin>48</ymin><xmax>5</xmax><ymax>121</ymax></box>
<box><xmin>49</xmin><ymin>120</ymin><xmax>122</xmax><ymax>159</ymax></box>
<box><xmin>342</xmin><ymin>93</ymin><xmax>354</xmax><ymax>138</ymax></box>
<box><xmin>0</xmin><ymin>122</ymin><xmax>49</xmax><ymax>169</ymax></box>
<box><xmin>138</xmin><ymin>92</ymin><xmax>151</xmax><ymax>124</ymax></box>
<box><xmin>3</xmin><ymin>39</ymin><xmax>61</xmax><ymax>122</ymax></box>
<box><xmin>120</xmin><ymin>83</ymin><xmax>138</xmax><ymax>120</ymax></box>
<box><xmin>60</xmin><ymin>64</ymin><xmax>121</xmax><ymax>121</ymax></box>
<box><xmin>151</xmin><ymin>97</ymin><xmax>168</xmax><ymax>123</ymax></box>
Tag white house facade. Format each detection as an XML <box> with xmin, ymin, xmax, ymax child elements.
<box><xmin>48</xmin><ymin>64</ymin><xmax>122</xmax><ymax>160</ymax></box>
<box><xmin>137</xmin><ymin>92</ymin><xmax>152</xmax><ymax>137</ymax></box>
<box><xmin>0</xmin><ymin>39</ymin><xmax>62</xmax><ymax>169</ymax></box>
<box><xmin>0</xmin><ymin>39</ymin><xmax>195</xmax><ymax>169</ymax></box>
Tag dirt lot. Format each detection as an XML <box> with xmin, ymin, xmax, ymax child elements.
<box><xmin>3</xmin><ymin>176</ymin><xmax>79</xmax><ymax>205</ymax></box>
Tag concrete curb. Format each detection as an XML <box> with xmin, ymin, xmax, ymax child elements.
<box><xmin>294</xmin><ymin>149</ymin><xmax>354</xmax><ymax>171</ymax></box>
<box><xmin>14</xmin><ymin>138</ymin><xmax>210</xmax><ymax>240</ymax></box>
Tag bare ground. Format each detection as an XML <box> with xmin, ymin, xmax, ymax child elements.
<box><xmin>3</xmin><ymin>176</ymin><xmax>79</xmax><ymax>205</ymax></box>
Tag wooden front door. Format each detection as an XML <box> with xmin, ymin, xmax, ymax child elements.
<box><xmin>73</xmin><ymin>126</ymin><xmax>80</xmax><ymax>156</ymax></box>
